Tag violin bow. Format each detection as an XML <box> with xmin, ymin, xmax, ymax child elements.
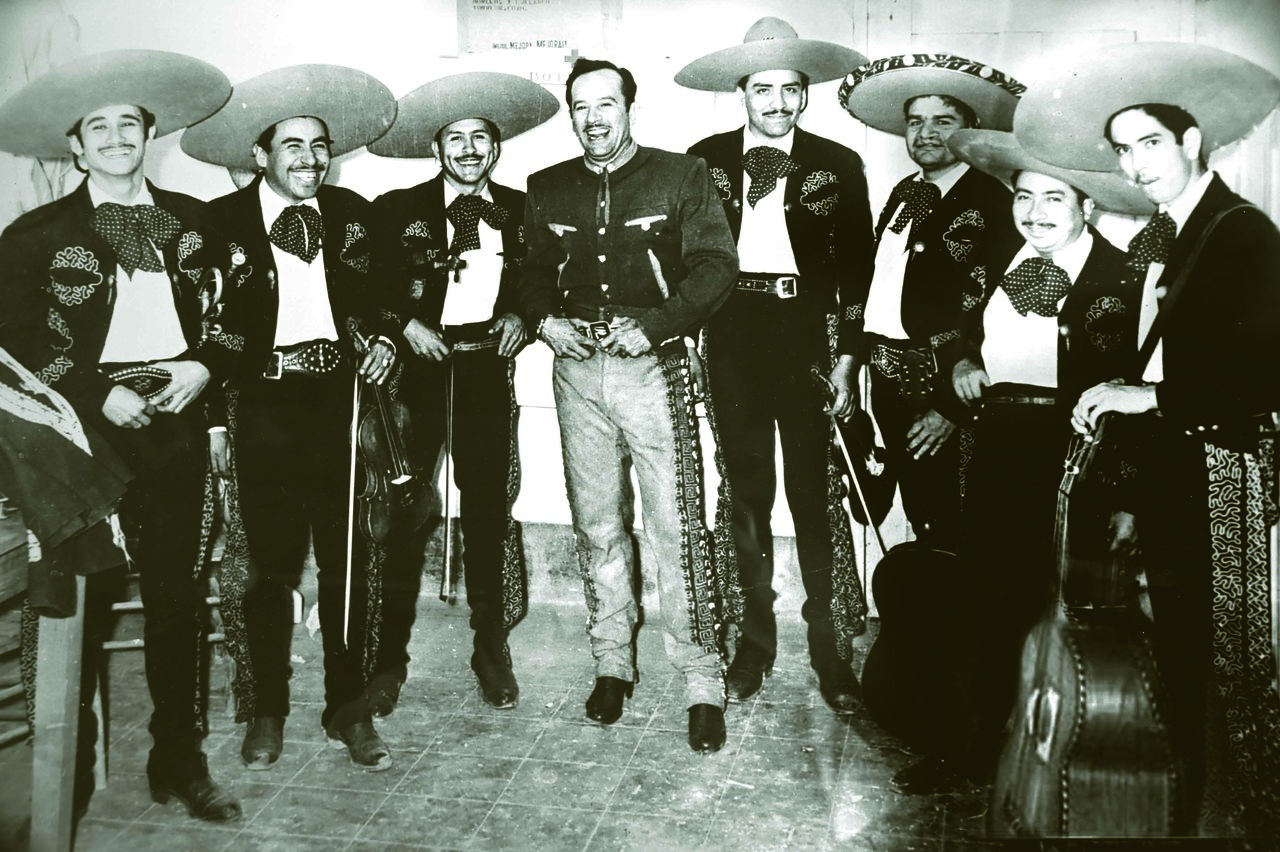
<box><xmin>440</xmin><ymin>357</ymin><xmax>459</xmax><ymax>604</ymax></box>
<box><xmin>813</xmin><ymin>367</ymin><xmax>889</xmax><ymax>554</ymax></box>
<box><xmin>343</xmin><ymin>331</ymin><xmax>370</xmax><ymax>648</ymax></box>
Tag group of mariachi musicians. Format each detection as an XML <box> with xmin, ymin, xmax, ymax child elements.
<box><xmin>0</xmin><ymin>15</ymin><xmax>1277</xmax><ymax>844</ymax></box>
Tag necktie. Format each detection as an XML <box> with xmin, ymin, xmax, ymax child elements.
<box><xmin>446</xmin><ymin>194</ymin><xmax>510</xmax><ymax>255</ymax></box>
<box><xmin>91</xmin><ymin>202</ymin><xmax>181</xmax><ymax>277</ymax></box>
<box><xmin>1000</xmin><ymin>256</ymin><xmax>1073</xmax><ymax>317</ymax></box>
<box><xmin>886</xmin><ymin>176</ymin><xmax>942</xmax><ymax>236</ymax></box>
<box><xmin>1127</xmin><ymin>211</ymin><xmax>1176</xmax><ymax>269</ymax></box>
<box><xmin>269</xmin><ymin>204</ymin><xmax>323</xmax><ymax>264</ymax></box>
<box><xmin>742</xmin><ymin>146</ymin><xmax>800</xmax><ymax>207</ymax></box>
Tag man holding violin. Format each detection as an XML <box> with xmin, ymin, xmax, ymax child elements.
<box><xmin>181</xmin><ymin>65</ymin><xmax>402</xmax><ymax>773</ymax></box>
<box><xmin>366</xmin><ymin>73</ymin><xmax>559</xmax><ymax>711</ymax></box>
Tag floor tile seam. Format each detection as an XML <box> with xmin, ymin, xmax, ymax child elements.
<box><xmin>385</xmin><ymin>746</ymin><xmax>432</xmax><ymax>795</ymax></box>
<box><xmin>224</xmin><ymin>773</ymin><xmax>289</xmax><ymax>837</ymax></box>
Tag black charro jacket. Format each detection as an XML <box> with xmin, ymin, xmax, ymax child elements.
<box><xmin>0</xmin><ymin>178</ymin><xmax>235</xmax><ymax>417</ymax></box>
<box><xmin>687</xmin><ymin>126</ymin><xmax>874</xmax><ymax>357</ymax></box>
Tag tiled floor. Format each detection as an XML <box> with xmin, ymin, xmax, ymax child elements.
<box><xmin>0</xmin><ymin>596</ymin><xmax>1241</xmax><ymax>851</ymax></box>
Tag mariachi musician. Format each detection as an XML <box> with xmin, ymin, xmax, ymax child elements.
<box><xmin>181</xmin><ymin>64</ymin><xmax>403</xmax><ymax>773</ymax></box>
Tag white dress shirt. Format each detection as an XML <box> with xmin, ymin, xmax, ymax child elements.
<box><xmin>983</xmin><ymin>230</ymin><xmax>1094</xmax><ymax>388</ymax></box>
<box><xmin>440</xmin><ymin>181</ymin><xmax>504</xmax><ymax>326</ymax></box>
<box><xmin>737</xmin><ymin>127</ymin><xmax>800</xmax><ymax>275</ymax></box>
<box><xmin>259</xmin><ymin>179</ymin><xmax>340</xmax><ymax>347</ymax></box>
<box><xmin>1139</xmin><ymin>170</ymin><xmax>1214</xmax><ymax>383</ymax></box>
<box><xmin>92</xmin><ymin>178</ymin><xmax>190</xmax><ymax>364</ymax></box>
<box><xmin>864</xmin><ymin>163</ymin><xmax>970</xmax><ymax>340</ymax></box>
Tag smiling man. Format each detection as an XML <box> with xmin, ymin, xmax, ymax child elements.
<box><xmin>519</xmin><ymin>57</ymin><xmax>738</xmax><ymax>752</ymax></box>
<box><xmin>933</xmin><ymin>128</ymin><xmax>1152</xmax><ymax>795</ymax></box>
<box><xmin>181</xmin><ymin>64</ymin><xmax>402</xmax><ymax>775</ymax></box>
<box><xmin>677</xmin><ymin>17</ymin><xmax>872</xmax><ymax>716</ymax></box>
<box><xmin>839</xmin><ymin>55</ymin><xmax>1024</xmax><ymax>556</ymax></box>
<box><xmin>1016</xmin><ymin>43</ymin><xmax>1280</xmax><ymax>838</ymax></box>
<box><xmin>0</xmin><ymin>50</ymin><xmax>241</xmax><ymax>822</ymax></box>
<box><xmin>366</xmin><ymin>72</ymin><xmax>559</xmax><ymax>714</ymax></box>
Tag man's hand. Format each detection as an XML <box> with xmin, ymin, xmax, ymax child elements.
<box><xmin>489</xmin><ymin>312</ymin><xmax>527</xmax><ymax>358</ymax></box>
<box><xmin>359</xmin><ymin>340</ymin><xmax>397</xmax><ymax>386</ymax></box>
<box><xmin>907</xmin><ymin>408</ymin><xmax>956</xmax><ymax>459</ymax></box>
<box><xmin>952</xmin><ymin>357</ymin><xmax>990</xmax><ymax>404</ymax></box>
<box><xmin>404</xmin><ymin>318</ymin><xmax>450</xmax><ymax>362</ymax></box>
<box><xmin>210</xmin><ymin>430</ymin><xmax>231</xmax><ymax>478</ymax></box>
<box><xmin>151</xmin><ymin>360</ymin><xmax>211</xmax><ymax>414</ymax></box>
<box><xmin>686</xmin><ymin>340</ymin><xmax>707</xmax><ymax>400</ymax></box>
<box><xmin>827</xmin><ymin>355</ymin><xmax>858</xmax><ymax>419</ymax></box>
<box><xmin>599</xmin><ymin>316</ymin><xmax>652</xmax><ymax>358</ymax></box>
<box><xmin>1108</xmin><ymin>510</ymin><xmax>1139</xmax><ymax>557</ymax></box>
<box><xmin>103</xmin><ymin>385</ymin><xmax>155</xmax><ymax>429</ymax></box>
<box><xmin>1072</xmin><ymin>382</ymin><xmax>1157</xmax><ymax>434</ymax></box>
<box><xmin>540</xmin><ymin>317</ymin><xmax>596</xmax><ymax>361</ymax></box>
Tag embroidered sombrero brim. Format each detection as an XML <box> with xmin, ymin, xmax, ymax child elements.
<box><xmin>181</xmin><ymin>64</ymin><xmax>396</xmax><ymax>170</ymax></box>
<box><xmin>1014</xmin><ymin>42</ymin><xmax>1280</xmax><ymax>172</ymax></box>
<box><xmin>838</xmin><ymin>54</ymin><xmax>1025</xmax><ymax>135</ymax></box>
<box><xmin>676</xmin><ymin>39</ymin><xmax>868</xmax><ymax>92</ymax></box>
<box><xmin>0</xmin><ymin>50</ymin><xmax>230</xmax><ymax>160</ymax></box>
<box><xmin>948</xmin><ymin>129</ymin><xmax>1153</xmax><ymax>216</ymax></box>
<box><xmin>368</xmin><ymin>72</ymin><xmax>559</xmax><ymax>158</ymax></box>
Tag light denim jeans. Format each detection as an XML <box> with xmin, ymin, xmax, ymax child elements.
<box><xmin>553</xmin><ymin>350</ymin><xmax>725</xmax><ymax>709</ymax></box>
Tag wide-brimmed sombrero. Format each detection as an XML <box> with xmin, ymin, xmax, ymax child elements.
<box><xmin>1014</xmin><ymin>42</ymin><xmax>1280</xmax><ymax>172</ymax></box>
<box><xmin>0</xmin><ymin>50</ymin><xmax>230</xmax><ymax>159</ymax></box>
<box><xmin>947</xmin><ymin>129</ymin><xmax>1153</xmax><ymax>215</ymax></box>
<box><xmin>839</xmin><ymin>53</ymin><xmax>1025</xmax><ymax>135</ymax></box>
<box><xmin>181</xmin><ymin>64</ymin><xmax>396</xmax><ymax>171</ymax></box>
<box><xmin>368</xmin><ymin>72</ymin><xmax>559</xmax><ymax>158</ymax></box>
<box><xmin>675</xmin><ymin>17</ymin><xmax>868</xmax><ymax>92</ymax></box>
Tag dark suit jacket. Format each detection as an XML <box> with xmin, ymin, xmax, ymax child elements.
<box><xmin>1147</xmin><ymin>174</ymin><xmax>1280</xmax><ymax>435</ymax></box>
<box><xmin>687</xmin><ymin>127</ymin><xmax>874</xmax><ymax>356</ymax></box>
<box><xmin>851</xmin><ymin>166</ymin><xmax>1020</xmax><ymax>363</ymax></box>
<box><xmin>369</xmin><ymin>176</ymin><xmax>526</xmax><ymax>332</ymax></box>
<box><xmin>209</xmin><ymin>176</ymin><xmax>398</xmax><ymax>386</ymax></box>
<box><xmin>0</xmin><ymin>178</ymin><xmax>234</xmax><ymax>416</ymax></box>
<box><xmin>962</xmin><ymin>226</ymin><xmax>1141</xmax><ymax>408</ymax></box>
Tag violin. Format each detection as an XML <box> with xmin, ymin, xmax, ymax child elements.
<box><xmin>353</xmin><ymin>334</ymin><xmax>430</xmax><ymax>544</ymax></box>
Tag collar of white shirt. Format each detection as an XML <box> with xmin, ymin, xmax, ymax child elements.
<box><xmin>742</xmin><ymin>126</ymin><xmax>795</xmax><ymax>156</ymax></box>
<box><xmin>1004</xmin><ymin>228</ymin><xmax>1094</xmax><ymax>285</ymax></box>
<box><xmin>87</xmin><ymin>176</ymin><xmax>154</xmax><ymax>209</ymax></box>
<box><xmin>1161</xmin><ymin>169</ymin><xmax>1215</xmax><ymax>236</ymax></box>
<box><xmin>913</xmin><ymin>161</ymin><xmax>969</xmax><ymax>197</ymax></box>
<box><xmin>258</xmin><ymin>178</ymin><xmax>321</xmax><ymax>233</ymax></box>
<box><xmin>442</xmin><ymin>180</ymin><xmax>495</xmax><ymax>209</ymax></box>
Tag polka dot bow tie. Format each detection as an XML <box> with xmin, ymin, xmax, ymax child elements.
<box><xmin>1127</xmin><ymin>211</ymin><xmax>1176</xmax><ymax>269</ymax></box>
<box><xmin>269</xmin><ymin>204</ymin><xmax>323</xmax><ymax>264</ymax></box>
<box><xmin>446</xmin><ymin>194</ymin><xmax>509</xmax><ymax>255</ymax></box>
<box><xmin>1001</xmin><ymin>256</ymin><xmax>1072</xmax><ymax>317</ymax></box>
<box><xmin>91</xmin><ymin>202</ymin><xmax>181</xmax><ymax>277</ymax></box>
<box><xmin>886</xmin><ymin>176</ymin><xmax>941</xmax><ymax>237</ymax></box>
<box><xmin>743</xmin><ymin>146</ymin><xmax>800</xmax><ymax>207</ymax></box>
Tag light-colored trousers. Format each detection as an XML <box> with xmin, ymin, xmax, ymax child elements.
<box><xmin>553</xmin><ymin>351</ymin><xmax>725</xmax><ymax>709</ymax></box>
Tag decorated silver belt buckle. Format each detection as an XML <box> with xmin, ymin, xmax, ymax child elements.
<box><xmin>264</xmin><ymin>351</ymin><xmax>284</xmax><ymax>380</ymax></box>
<box><xmin>776</xmin><ymin>276</ymin><xmax>798</xmax><ymax>299</ymax></box>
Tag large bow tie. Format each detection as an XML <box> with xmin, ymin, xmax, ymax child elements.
<box><xmin>885</xmin><ymin>176</ymin><xmax>941</xmax><ymax>237</ymax></box>
<box><xmin>91</xmin><ymin>202</ymin><xmax>181</xmax><ymax>277</ymax></box>
<box><xmin>742</xmin><ymin>146</ymin><xmax>800</xmax><ymax>207</ymax></box>
<box><xmin>1001</xmin><ymin>256</ymin><xmax>1072</xmax><ymax>317</ymax></box>
<box><xmin>269</xmin><ymin>204</ymin><xmax>323</xmax><ymax>264</ymax></box>
<box><xmin>446</xmin><ymin>194</ymin><xmax>509</xmax><ymax>255</ymax></box>
<box><xmin>1127</xmin><ymin>210</ymin><xmax>1176</xmax><ymax>269</ymax></box>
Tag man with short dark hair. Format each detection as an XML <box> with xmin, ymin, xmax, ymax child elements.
<box><xmin>839</xmin><ymin>54</ymin><xmax>1024</xmax><ymax>549</ymax></box>
<box><xmin>520</xmin><ymin>57</ymin><xmax>738</xmax><ymax>752</ymax></box>
<box><xmin>0</xmin><ymin>50</ymin><xmax>242</xmax><ymax>821</ymax></box>
<box><xmin>365</xmin><ymin>72</ymin><xmax>559</xmax><ymax>712</ymax></box>
<box><xmin>181</xmin><ymin>64</ymin><xmax>402</xmax><ymax>773</ymax></box>
<box><xmin>1019</xmin><ymin>41</ymin><xmax>1280</xmax><ymax>838</ymax></box>
<box><xmin>677</xmin><ymin>16</ymin><xmax>872</xmax><ymax>714</ymax></box>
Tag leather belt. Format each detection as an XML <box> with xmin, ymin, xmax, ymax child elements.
<box><xmin>101</xmin><ymin>362</ymin><xmax>172</xmax><ymax>400</ymax></box>
<box><xmin>983</xmin><ymin>394</ymin><xmax>1058</xmax><ymax>406</ymax></box>
<box><xmin>443</xmin><ymin>323</ymin><xmax>502</xmax><ymax>352</ymax></box>
<box><xmin>737</xmin><ymin>274</ymin><xmax>799</xmax><ymax>299</ymax></box>
<box><xmin>452</xmin><ymin>335</ymin><xmax>500</xmax><ymax>352</ymax></box>
<box><xmin>264</xmin><ymin>339</ymin><xmax>344</xmax><ymax>380</ymax></box>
